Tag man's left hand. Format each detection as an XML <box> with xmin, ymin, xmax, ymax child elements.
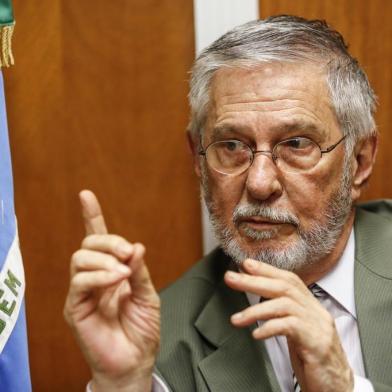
<box><xmin>224</xmin><ymin>258</ymin><xmax>354</xmax><ymax>392</ymax></box>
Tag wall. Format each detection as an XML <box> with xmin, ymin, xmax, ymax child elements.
<box><xmin>3</xmin><ymin>1</ymin><xmax>392</xmax><ymax>390</ymax></box>
<box><xmin>4</xmin><ymin>1</ymin><xmax>200</xmax><ymax>390</ymax></box>
<box><xmin>259</xmin><ymin>0</ymin><xmax>392</xmax><ymax>199</ymax></box>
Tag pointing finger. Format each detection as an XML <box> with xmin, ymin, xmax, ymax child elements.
<box><xmin>79</xmin><ymin>190</ymin><xmax>108</xmax><ymax>235</ymax></box>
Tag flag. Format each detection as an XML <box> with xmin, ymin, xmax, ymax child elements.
<box><xmin>0</xmin><ymin>1</ymin><xmax>31</xmax><ymax>390</ymax></box>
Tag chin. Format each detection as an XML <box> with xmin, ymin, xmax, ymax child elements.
<box><xmin>221</xmin><ymin>234</ymin><xmax>317</xmax><ymax>271</ymax></box>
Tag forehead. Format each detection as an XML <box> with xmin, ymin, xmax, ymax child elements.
<box><xmin>206</xmin><ymin>63</ymin><xmax>340</xmax><ymax>140</ymax></box>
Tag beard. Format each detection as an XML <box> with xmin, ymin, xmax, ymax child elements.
<box><xmin>201</xmin><ymin>159</ymin><xmax>354</xmax><ymax>271</ymax></box>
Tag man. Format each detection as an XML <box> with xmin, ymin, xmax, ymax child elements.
<box><xmin>64</xmin><ymin>16</ymin><xmax>392</xmax><ymax>391</ymax></box>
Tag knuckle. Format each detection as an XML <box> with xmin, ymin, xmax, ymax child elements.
<box><xmin>70</xmin><ymin>250</ymin><xmax>85</xmax><ymax>275</ymax></box>
<box><xmin>105</xmin><ymin>234</ymin><xmax>129</xmax><ymax>252</ymax></box>
<box><xmin>286</xmin><ymin>271</ymin><xmax>302</xmax><ymax>286</ymax></box>
<box><xmin>290</xmin><ymin>271</ymin><xmax>300</xmax><ymax>281</ymax></box>
<box><xmin>280</xmin><ymin>296</ymin><xmax>293</xmax><ymax>310</ymax></box>
<box><xmin>134</xmin><ymin>242</ymin><xmax>146</xmax><ymax>253</ymax></box>
<box><xmin>70</xmin><ymin>274</ymin><xmax>84</xmax><ymax>289</ymax></box>
<box><xmin>81</xmin><ymin>234</ymin><xmax>98</xmax><ymax>248</ymax></box>
<box><xmin>279</xmin><ymin>280</ymin><xmax>292</xmax><ymax>296</ymax></box>
<box><xmin>70</xmin><ymin>249</ymin><xmax>84</xmax><ymax>265</ymax></box>
<box><xmin>108</xmin><ymin>234</ymin><xmax>123</xmax><ymax>245</ymax></box>
<box><xmin>103</xmin><ymin>254</ymin><xmax>120</xmax><ymax>268</ymax></box>
<box><xmin>280</xmin><ymin>280</ymin><xmax>302</xmax><ymax>299</ymax></box>
<box><xmin>284</xmin><ymin>317</ymin><xmax>297</xmax><ymax>335</ymax></box>
<box><xmin>70</xmin><ymin>275</ymin><xmax>79</xmax><ymax>289</ymax></box>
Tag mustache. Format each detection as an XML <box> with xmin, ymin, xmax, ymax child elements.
<box><xmin>233</xmin><ymin>204</ymin><xmax>299</xmax><ymax>227</ymax></box>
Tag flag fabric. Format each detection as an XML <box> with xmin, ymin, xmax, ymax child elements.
<box><xmin>0</xmin><ymin>0</ymin><xmax>31</xmax><ymax>389</ymax></box>
<box><xmin>0</xmin><ymin>71</ymin><xmax>31</xmax><ymax>391</ymax></box>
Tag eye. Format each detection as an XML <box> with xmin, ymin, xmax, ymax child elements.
<box><xmin>284</xmin><ymin>137</ymin><xmax>314</xmax><ymax>150</ymax></box>
<box><xmin>223</xmin><ymin>140</ymin><xmax>242</xmax><ymax>151</ymax></box>
<box><xmin>211</xmin><ymin>140</ymin><xmax>250</xmax><ymax>163</ymax></box>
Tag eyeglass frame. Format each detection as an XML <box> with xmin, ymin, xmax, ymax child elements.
<box><xmin>198</xmin><ymin>135</ymin><xmax>347</xmax><ymax>175</ymax></box>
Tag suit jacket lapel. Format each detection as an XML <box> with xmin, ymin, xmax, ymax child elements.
<box><xmin>194</xmin><ymin>265</ymin><xmax>280</xmax><ymax>392</ymax></box>
<box><xmin>189</xmin><ymin>202</ymin><xmax>392</xmax><ymax>391</ymax></box>
<box><xmin>354</xmin><ymin>207</ymin><xmax>392</xmax><ymax>385</ymax></box>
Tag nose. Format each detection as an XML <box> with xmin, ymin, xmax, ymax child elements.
<box><xmin>245</xmin><ymin>153</ymin><xmax>283</xmax><ymax>202</ymax></box>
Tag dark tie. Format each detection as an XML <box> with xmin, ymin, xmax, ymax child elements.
<box><xmin>308</xmin><ymin>283</ymin><xmax>327</xmax><ymax>299</ymax></box>
<box><xmin>293</xmin><ymin>283</ymin><xmax>327</xmax><ymax>391</ymax></box>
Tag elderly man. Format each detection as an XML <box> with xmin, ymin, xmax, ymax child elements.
<box><xmin>64</xmin><ymin>15</ymin><xmax>392</xmax><ymax>392</ymax></box>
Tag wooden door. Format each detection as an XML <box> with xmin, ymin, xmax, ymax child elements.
<box><xmin>4</xmin><ymin>1</ymin><xmax>200</xmax><ymax>390</ymax></box>
<box><xmin>259</xmin><ymin>0</ymin><xmax>392</xmax><ymax>199</ymax></box>
<box><xmin>4</xmin><ymin>1</ymin><xmax>392</xmax><ymax>390</ymax></box>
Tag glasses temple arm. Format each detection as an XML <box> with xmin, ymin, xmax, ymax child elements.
<box><xmin>320</xmin><ymin>135</ymin><xmax>346</xmax><ymax>154</ymax></box>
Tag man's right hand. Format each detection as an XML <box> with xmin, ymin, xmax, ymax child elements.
<box><xmin>64</xmin><ymin>190</ymin><xmax>160</xmax><ymax>392</ymax></box>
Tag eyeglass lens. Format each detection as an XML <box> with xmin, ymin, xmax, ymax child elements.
<box><xmin>205</xmin><ymin>138</ymin><xmax>323</xmax><ymax>175</ymax></box>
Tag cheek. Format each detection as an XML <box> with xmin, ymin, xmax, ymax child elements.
<box><xmin>283</xmin><ymin>171</ymin><xmax>340</xmax><ymax>223</ymax></box>
<box><xmin>207</xmin><ymin>172</ymin><xmax>245</xmax><ymax>215</ymax></box>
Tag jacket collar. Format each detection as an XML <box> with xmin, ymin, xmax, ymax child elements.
<box><xmin>194</xmin><ymin>257</ymin><xmax>280</xmax><ymax>392</ymax></box>
<box><xmin>193</xmin><ymin>203</ymin><xmax>392</xmax><ymax>390</ymax></box>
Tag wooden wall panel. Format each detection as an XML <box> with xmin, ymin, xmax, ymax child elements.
<box><xmin>4</xmin><ymin>1</ymin><xmax>199</xmax><ymax>390</ymax></box>
<box><xmin>259</xmin><ymin>0</ymin><xmax>392</xmax><ymax>199</ymax></box>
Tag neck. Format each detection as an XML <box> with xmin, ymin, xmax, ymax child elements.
<box><xmin>297</xmin><ymin>209</ymin><xmax>356</xmax><ymax>286</ymax></box>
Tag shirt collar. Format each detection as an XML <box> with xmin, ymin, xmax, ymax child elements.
<box><xmin>316</xmin><ymin>228</ymin><xmax>356</xmax><ymax>318</ymax></box>
<box><xmin>246</xmin><ymin>229</ymin><xmax>357</xmax><ymax>318</ymax></box>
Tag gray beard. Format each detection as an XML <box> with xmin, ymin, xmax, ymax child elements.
<box><xmin>201</xmin><ymin>160</ymin><xmax>353</xmax><ymax>271</ymax></box>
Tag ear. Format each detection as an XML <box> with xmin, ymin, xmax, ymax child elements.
<box><xmin>351</xmin><ymin>135</ymin><xmax>378</xmax><ymax>201</ymax></box>
<box><xmin>186</xmin><ymin>130</ymin><xmax>202</xmax><ymax>178</ymax></box>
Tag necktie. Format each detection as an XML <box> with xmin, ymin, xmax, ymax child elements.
<box><xmin>308</xmin><ymin>283</ymin><xmax>327</xmax><ymax>299</ymax></box>
<box><xmin>293</xmin><ymin>283</ymin><xmax>327</xmax><ymax>391</ymax></box>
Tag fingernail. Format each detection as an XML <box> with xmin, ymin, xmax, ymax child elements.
<box><xmin>116</xmin><ymin>264</ymin><xmax>130</xmax><ymax>274</ymax></box>
<box><xmin>226</xmin><ymin>271</ymin><xmax>239</xmax><ymax>281</ymax></box>
<box><xmin>118</xmin><ymin>243</ymin><xmax>133</xmax><ymax>256</ymax></box>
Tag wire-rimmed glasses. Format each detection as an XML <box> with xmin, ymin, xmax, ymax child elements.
<box><xmin>198</xmin><ymin>136</ymin><xmax>346</xmax><ymax>175</ymax></box>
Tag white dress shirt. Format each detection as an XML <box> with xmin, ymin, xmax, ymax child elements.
<box><xmin>246</xmin><ymin>230</ymin><xmax>373</xmax><ymax>392</ymax></box>
<box><xmin>88</xmin><ymin>230</ymin><xmax>375</xmax><ymax>392</ymax></box>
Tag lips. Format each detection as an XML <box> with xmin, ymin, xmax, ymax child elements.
<box><xmin>232</xmin><ymin>205</ymin><xmax>300</xmax><ymax>230</ymax></box>
<box><xmin>238</xmin><ymin>217</ymin><xmax>284</xmax><ymax>226</ymax></box>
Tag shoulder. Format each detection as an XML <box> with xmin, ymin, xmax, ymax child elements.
<box><xmin>355</xmin><ymin>199</ymin><xmax>392</xmax><ymax>277</ymax></box>
<box><xmin>357</xmin><ymin>199</ymin><xmax>392</xmax><ymax>221</ymax></box>
<box><xmin>355</xmin><ymin>199</ymin><xmax>392</xmax><ymax>237</ymax></box>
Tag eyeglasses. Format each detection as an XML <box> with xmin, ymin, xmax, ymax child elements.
<box><xmin>198</xmin><ymin>136</ymin><xmax>346</xmax><ymax>175</ymax></box>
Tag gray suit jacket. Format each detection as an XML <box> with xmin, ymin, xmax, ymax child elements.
<box><xmin>156</xmin><ymin>201</ymin><xmax>392</xmax><ymax>391</ymax></box>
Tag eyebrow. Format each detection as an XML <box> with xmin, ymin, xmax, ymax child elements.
<box><xmin>211</xmin><ymin>120</ymin><xmax>327</xmax><ymax>140</ymax></box>
<box><xmin>271</xmin><ymin>121</ymin><xmax>327</xmax><ymax>138</ymax></box>
<box><xmin>211</xmin><ymin>124</ymin><xmax>251</xmax><ymax>140</ymax></box>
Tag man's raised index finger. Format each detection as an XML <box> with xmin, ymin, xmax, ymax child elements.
<box><xmin>79</xmin><ymin>190</ymin><xmax>108</xmax><ymax>235</ymax></box>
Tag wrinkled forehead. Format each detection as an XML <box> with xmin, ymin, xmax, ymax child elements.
<box><xmin>205</xmin><ymin>62</ymin><xmax>339</xmax><ymax>140</ymax></box>
<box><xmin>210</xmin><ymin>62</ymin><xmax>331</xmax><ymax>107</ymax></box>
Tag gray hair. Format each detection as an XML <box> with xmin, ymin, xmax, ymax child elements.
<box><xmin>189</xmin><ymin>15</ymin><xmax>377</xmax><ymax>152</ymax></box>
